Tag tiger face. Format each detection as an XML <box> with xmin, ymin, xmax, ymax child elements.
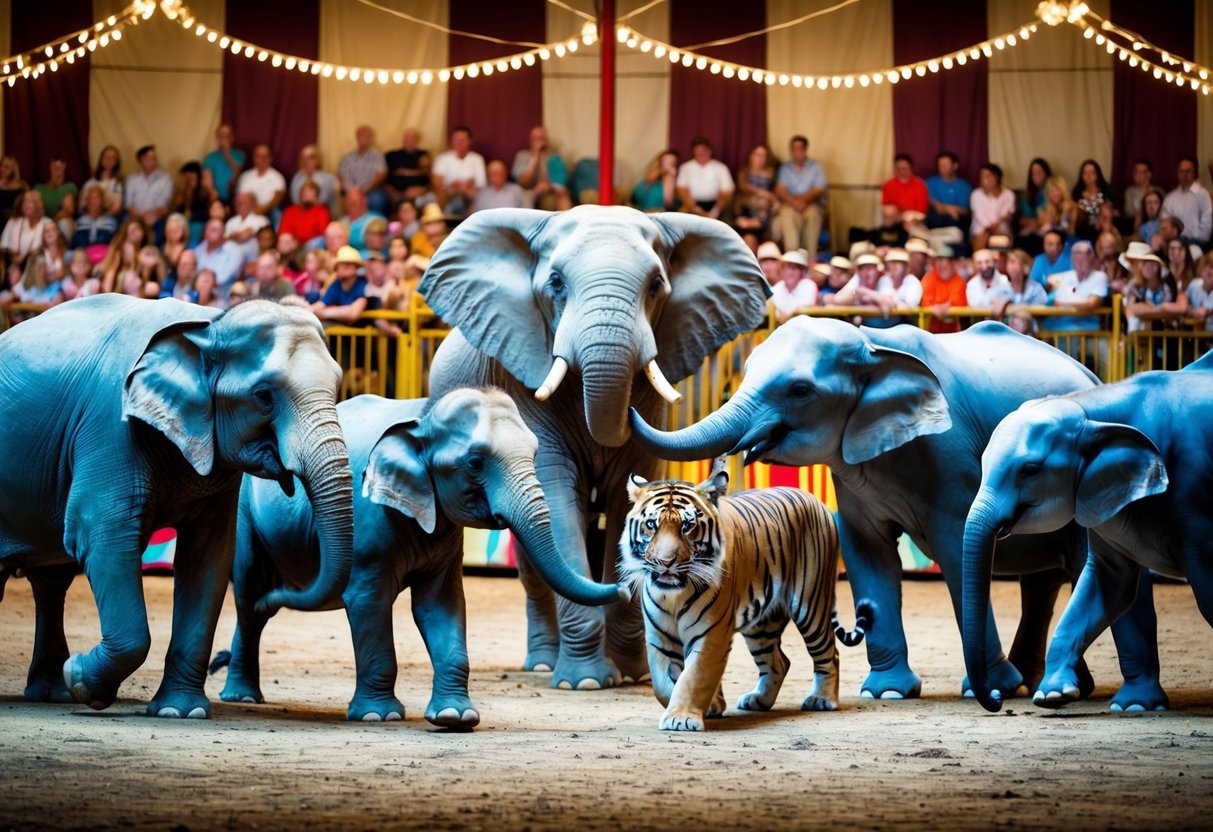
<box><xmin>619</xmin><ymin>472</ymin><xmax>728</xmax><ymax>594</ymax></box>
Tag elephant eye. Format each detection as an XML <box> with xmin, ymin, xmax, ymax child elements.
<box><xmin>466</xmin><ymin>453</ymin><xmax>486</xmax><ymax>475</ymax></box>
<box><xmin>1021</xmin><ymin>461</ymin><xmax>1042</xmax><ymax>478</ymax></box>
<box><xmin>252</xmin><ymin>387</ymin><xmax>274</xmax><ymax>412</ymax></box>
<box><xmin>548</xmin><ymin>272</ymin><xmax>565</xmax><ymax>295</ymax></box>
<box><xmin>788</xmin><ymin>381</ymin><xmax>816</xmax><ymax>398</ymax></box>
<box><xmin>648</xmin><ymin>274</ymin><xmax>666</xmax><ymax>299</ymax></box>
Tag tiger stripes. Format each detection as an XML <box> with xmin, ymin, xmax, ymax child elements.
<box><xmin>620</xmin><ymin>470</ymin><xmax>872</xmax><ymax>731</ymax></box>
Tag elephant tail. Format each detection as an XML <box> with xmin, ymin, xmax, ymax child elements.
<box><xmin>208</xmin><ymin>650</ymin><xmax>232</xmax><ymax>676</ymax></box>
<box><xmin>834</xmin><ymin>599</ymin><xmax>876</xmax><ymax>647</ymax></box>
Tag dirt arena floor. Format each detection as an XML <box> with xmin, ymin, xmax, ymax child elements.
<box><xmin>1</xmin><ymin>573</ymin><xmax>1212</xmax><ymax>831</ymax></box>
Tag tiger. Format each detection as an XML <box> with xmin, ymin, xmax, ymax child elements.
<box><xmin>620</xmin><ymin>467</ymin><xmax>873</xmax><ymax>732</ymax></box>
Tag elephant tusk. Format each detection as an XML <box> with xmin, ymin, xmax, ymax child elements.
<box><xmin>535</xmin><ymin>356</ymin><xmax>569</xmax><ymax>401</ymax></box>
<box><xmin>645</xmin><ymin>360</ymin><xmax>682</xmax><ymax>404</ymax></box>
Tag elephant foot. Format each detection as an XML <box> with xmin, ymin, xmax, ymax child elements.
<box><xmin>25</xmin><ymin>670</ymin><xmax>73</xmax><ymax>703</ymax></box>
<box><xmin>962</xmin><ymin>660</ymin><xmax>1026</xmax><ymax>700</ymax></box>
<box><xmin>347</xmin><ymin>695</ymin><xmax>405</xmax><ymax>723</ymax></box>
<box><xmin>660</xmin><ymin>709</ymin><xmax>705</xmax><ymax>731</ymax></box>
<box><xmin>1075</xmin><ymin>659</ymin><xmax>1096</xmax><ymax>700</ymax></box>
<box><xmin>523</xmin><ymin>647</ymin><xmax>559</xmax><ymax>673</ymax></box>
<box><xmin>62</xmin><ymin>654</ymin><xmax>115</xmax><ymax>711</ymax></box>
<box><xmin>1033</xmin><ymin>666</ymin><xmax>1084</xmax><ymax>709</ymax></box>
<box><xmin>1110</xmin><ymin>678</ymin><xmax>1169</xmax><ymax>712</ymax></box>
<box><xmin>148</xmin><ymin>687</ymin><xmax>211</xmax><ymax>719</ymax></box>
<box><xmin>219</xmin><ymin>679</ymin><xmax>265</xmax><ymax>705</ymax></box>
<box><xmin>551</xmin><ymin>651</ymin><xmax>619</xmax><ymax>691</ymax></box>
<box><xmin>859</xmin><ymin>666</ymin><xmax>922</xmax><ymax>700</ymax></box>
<box><xmin>425</xmin><ymin>694</ymin><xmax>480</xmax><ymax>730</ymax></box>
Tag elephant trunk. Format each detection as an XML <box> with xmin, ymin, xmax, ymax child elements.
<box><xmin>628</xmin><ymin>393</ymin><xmax>755</xmax><ymax>461</ymax></box>
<box><xmin>962</xmin><ymin>488</ymin><xmax>1005</xmax><ymax>713</ymax></box>
<box><xmin>498</xmin><ymin>462</ymin><xmax>623</xmax><ymax>606</ymax></box>
<box><xmin>577</xmin><ymin>320</ymin><xmax>640</xmax><ymax>448</ymax></box>
<box><xmin>256</xmin><ymin>393</ymin><xmax>354</xmax><ymax>614</ymax></box>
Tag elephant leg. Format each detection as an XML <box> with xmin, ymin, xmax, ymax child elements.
<box><xmin>737</xmin><ymin>625</ymin><xmax>789</xmax><ymax>712</ymax></box>
<box><xmin>148</xmin><ymin>503</ymin><xmax>238</xmax><ymax>719</ymax></box>
<box><xmin>602</xmin><ymin>484</ymin><xmax>647</xmax><ymax>683</ymax></box>
<box><xmin>534</xmin><ymin>455</ymin><xmax>617</xmax><ymax>690</ymax></box>
<box><xmin>1108</xmin><ymin>572</ymin><xmax>1168</xmax><ymax>712</ymax></box>
<box><xmin>1036</xmin><ymin>552</ymin><xmax>1141</xmax><ymax>709</ymax></box>
<box><xmin>24</xmin><ymin>564</ymin><xmax>77</xmax><ymax>703</ymax></box>
<box><xmin>1007</xmin><ymin>568</ymin><xmax>1088</xmax><ymax>696</ymax></box>
<box><xmin>220</xmin><ymin>526</ymin><xmax>275</xmax><ymax>704</ymax></box>
<box><xmin>64</xmin><ymin>525</ymin><xmax>152</xmax><ymax>710</ymax></box>
<box><xmin>514</xmin><ymin>552</ymin><xmax>559</xmax><ymax>672</ymax></box>
<box><xmin>411</xmin><ymin>559</ymin><xmax>479</xmax><ymax>729</ymax></box>
<box><xmin>345</xmin><ymin>576</ymin><xmax>405</xmax><ymax>723</ymax></box>
<box><xmin>837</xmin><ymin>517</ymin><xmax>920</xmax><ymax>699</ymax></box>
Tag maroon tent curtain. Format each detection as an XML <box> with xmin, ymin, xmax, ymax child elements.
<box><xmin>222</xmin><ymin>0</ymin><xmax>320</xmax><ymax>181</ymax></box>
<box><xmin>3</xmin><ymin>0</ymin><xmax>93</xmax><ymax>195</ymax></box>
<box><xmin>446</xmin><ymin>0</ymin><xmax>545</xmax><ymax>167</ymax></box>
<box><xmin>891</xmin><ymin>0</ymin><xmax>988</xmax><ymax>183</ymax></box>
<box><xmin>1110</xmin><ymin>0</ymin><xmax>1195</xmax><ymax>194</ymax></box>
<box><xmin>668</xmin><ymin>0</ymin><xmax>766</xmax><ymax>175</ymax></box>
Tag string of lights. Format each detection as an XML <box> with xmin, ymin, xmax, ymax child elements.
<box><xmin>615</xmin><ymin>19</ymin><xmax>1040</xmax><ymax>90</ymax></box>
<box><xmin>0</xmin><ymin>0</ymin><xmax>145</xmax><ymax>88</ymax></box>
<box><xmin>167</xmin><ymin>0</ymin><xmax>596</xmax><ymax>87</ymax></box>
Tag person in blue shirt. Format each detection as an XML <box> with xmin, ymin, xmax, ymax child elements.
<box><xmin>202</xmin><ymin>124</ymin><xmax>245</xmax><ymax>204</ymax></box>
<box><xmin>1028</xmin><ymin>229</ymin><xmax>1072</xmax><ymax>287</ymax></box>
<box><xmin>310</xmin><ymin>245</ymin><xmax>367</xmax><ymax>325</ymax></box>
<box><xmin>925</xmin><ymin>150</ymin><xmax>972</xmax><ymax>230</ymax></box>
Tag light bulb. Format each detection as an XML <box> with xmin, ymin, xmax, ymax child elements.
<box><xmin>393</xmin><ymin>70</ymin><xmax>405</xmax><ymax>84</ymax></box>
<box><xmin>271</xmin><ymin>55</ymin><xmax>282</xmax><ymax>67</ymax></box>
<box><xmin>482</xmin><ymin>62</ymin><xmax>494</xmax><ymax>76</ymax></box>
<box><xmin>421</xmin><ymin>70</ymin><xmax>433</xmax><ymax>84</ymax></box>
<box><xmin>653</xmin><ymin>45</ymin><xmax>665</xmax><ymax>59</ymax></box>
<box><xmin>257</xmin><ymin>50</ymin><xmax>268</xmax><ymax>62</ymax></box>
<box><xmin>928</xmin><ymin>61</ymin><xmax>938</xmax><ymax>73</ymax></box>
<box><xmin>497</xmin><ymin>60</ymin><xmax>507</xmax><ymax>72</ymax></box>
<box><xmin>377</xmin><ymin>70</ymin><xmax>388</xmax><ymax>84</ymax></box>
<box><xmin>737</xmin><ymin>67</ymin><xmax>749</xmax><ymax>81</ymax></box>
<box><xmin>859</xmin><ymin>74</ymin><xmax>870</xmax><ymax>87</ymax></box>
<box><xmin>710</xmin><ymin>63</ymin><xmax>721</xmax><ymax>74</ymax></box>
<box><xmin>453</xmin><ymin>67</ymin><xmax>464</xmax><ymax>80</ymax></box>
<box><xmin>641</xmin><ymin>40</ymin><xmax>652</xmax><ymax>52</ymax></box>
<box><xmin>510</xmin><ymin>57</ymin><xmax>521</xmax><ymax>70</ymax></box>
<box><xmin>285</xmin><ymin>57</ymin><xmax>296</xmax><ymax>70</ymax></box>
<box><xmin>407</xmin><ymin>71</ymin><xmax>419</xmax><ymax>84</ymax></box>
<box><xmin>335</xmin><ymin>66</ymin><xmax>347</xmax><ymax>80</ymax></box>
<box><xmin>915</xmin><ymin>65</ymin><xmax>926</xmax><ymax>76</ymax></box>
<box><xmin>439</xmin><ymin>69</ymin><xmax>451</xmax><ymax>82</ymax></box>
<box><xmin>721</xmin><ymin>66</ymin><xmax>733</xmax><ymax>78</ymax></box>
<box><xmin>524</xmin><ymin>53</ymin><xmax>536</xmax><ymax>66</ymax></box>
<box><xmin>467</xmin><ymin>64</ymin><xmax>479</xmax><ymax>78</ymax></box>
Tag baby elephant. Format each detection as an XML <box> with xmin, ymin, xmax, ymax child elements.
<box><xmin>620</xmin><ymin>469</ymin><xmax>872</xmax><ymax>731</ymax></box>
<box><xmin>218</xmin><ymin>388</ymin><xmax>621</xmax><ymax>727</ymax></box>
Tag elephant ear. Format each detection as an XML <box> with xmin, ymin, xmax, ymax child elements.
<box><xmin>416</xmin><ymin>208</ymin><xmax>555</xmax><ymax>390</ymax></box>
<box><xmin>122</xmin><ymin>320</ymin><xmax>215</xmax><ymax>477</ymax></box>
<box><xmin>363</xmin><ymin>419</ymin><xmax>437</xmax><ymax>534</ymax></box>
<box><xmin>1075</xmin><ymin>422</ymin><xmax>1168</xmax><ymax>528</ymax></box>
<box><xmin>842</xmin><ymin>345</ymin><xmax>952</xmax><ymax>465</ymax></box>
<box><xmin>650</xmin><ymin>213</ymin><xmax>772</xmax><ymax>383</ymax></box>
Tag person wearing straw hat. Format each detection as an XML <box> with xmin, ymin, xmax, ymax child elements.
<box><xmin>877</xmin><ymin>248</ymin><xmax>922</xmax><ymax>308</ymax></box>
<box><xmin>819</xmin><ymin>255</ymin><xmax>852</xmax><ymax>303</ymax></box>
<box><xmin>1123</xmin><ymin>241</ymin><xmax>1182</xmax><ymax>334</ymax></box>
<box><xmin>920</xmin><ymin>244</ymin><xmax>968</xmax><ymax>333</ymax></box>
<box><xmin>904</xmin><ymin>237</ymin><xmax>934</xmax><ymax>278</ymax></box>
<box><xmin>410</xmin><ymin>202</ymin><xmax>451</xmax><ymax>259</ymax></box>
<box><xmin>770</xmin><ymin>248</ymin><xmax>818</xmax><ymax>322</ymax></box>
<box><xmin>755</xmin><ymin>240</ymin><xmax>782</xmax><ymax>287</ymax></box>
<box><xmin>829</xmin><ymin>252</ymin><xmax>896</xmax><ymax>326</ymax></box>
<box><xmin>310</xmin><ymin>244</ymin><xmax>367</xmax><ymax>325</ymax></box>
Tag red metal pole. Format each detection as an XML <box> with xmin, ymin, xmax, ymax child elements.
<box><xmin>598</xmin><ymin>0</ymin><xmax>615</xmax><ymax>205</ymax></box>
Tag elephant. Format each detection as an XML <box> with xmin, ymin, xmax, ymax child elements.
<box><xmin>417</xmin><ymin>205</ymin><xmax>770</xmax><ymax>689</ymax></box>
<box><xmin>963</xmin><ymin>352</ymin><xmax>1213</xmax><ymax>713</ymax></box>
<box><xmin>218</xmin><ymin>388</ymin><xmax>622</xmax><ymax>726</ymax></box>
<box><xmin>627</xmin><ymin>316</ymin><xmax>1162</xmax><ymax>701</ymax></box>
<box><xmin>0</xmin><ymin>295</ymin><xmax>353</xmax><ymax>718</ymax></box>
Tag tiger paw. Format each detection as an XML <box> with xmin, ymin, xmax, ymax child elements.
<box><xmin>736</xmin><ymin>690</ymin><xmax>775</xmax><ymax>711</ymax></box>
<box><xmin>801</xmin><ymin>693</ymin><xmax>839</xmax><ymax>712</ymax></box>
<box><xmin>707</xmin><ymin>688</ymin><xmax>726</xmax><ymax>718</ymax></box>
<box><xmin>660</xmin><ymin>709</ymin><xmax>705</xmax><ymax>732</ymax></box>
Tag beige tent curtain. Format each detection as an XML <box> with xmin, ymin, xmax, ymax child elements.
<box><xmin>317</xmin><ymin>0</ymin><xmax>448</xmax><ymax>182</ymax></box>
<box><xmin>89</xmin><ymin>0</ymin><xmax>223</xmax><ymax>178</ymax></box>
<box><xmin>543</xmin><ymin>0</ymin><xmax>672</xmax><ymax>195</ymax></box>
<box><xmin>987</xmin><ymin>0</ymin><xmax>1113</xmax><ymax>192</ymax></box>
<box><xmin>766</xmin><ymin>0</ymin><xmax>894</xmax><ymax>242</ymax></box>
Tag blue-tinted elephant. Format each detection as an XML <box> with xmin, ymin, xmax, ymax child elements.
<box><xmin>0</xmin><ymin>295</ymin><xmax>353</xmax><ymax>718</ymax></box>
<box><xmin>628</xmin><ymin>317</ymin><xmax>1159</xmax><ymax>700</ymax></box>
<box><xmin>418</xmin><ymin>206</ymin><xmax>770</xmax><ymax>689</ymax></box>
<box><xmin>963</xmin><ymin>352</ymin><xmax>1213</xmax><ymax>713</ymax></box>
<box><xmin>219</xmin><ymin>389</ymin><xmax>621</xmax><ymax>726</ymax></box>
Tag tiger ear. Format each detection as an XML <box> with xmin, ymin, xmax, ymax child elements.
<box><xmin>627</xmin><ymin>473</ymin><xmax>649</xmax><ymax>503</ymax></box>
<box><xmin>697</xmin><ymin>470</ymin><xmax>729</xmax><ymax>504</ymax></box>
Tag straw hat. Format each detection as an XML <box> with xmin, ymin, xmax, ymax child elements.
<box><xmin>988</xmin><ymin>234</ymin><xmax>1012</xmax><ymax>251</ymax></box>
<box><xmin>780</xmin><ymin>249</ymin><xmax>810</xmax><ymax>269</ymax></box>
<box><xmin>933</xmin><ymin>244</ymin><xmax>957</xmax><ymax>259</ymax></box>
<box><xmin>419</xmin><ymin>202</ymin><xmax>447</xmax><ymax>225</ymax></box>
<box><xmin>829</xmin><ymin>255</ymin><xmax>853</xmax><ymax>271</ymax></box>
<box><xmin>334</xmin><ymin>245</ymin><xmax>365</xmax><ymax>266</ymax></box>
<box><xmin>855</xmin><ymin>253</ymin><xmax>883</xmax><ymax>268</ymax></box>
<box><xmin>1121</xmin><ymin>239</ymin><xmax>1163</xmax><ymax>267</ymax></box>
<box><xmin>756</xmin><ymin>241</ymin><xmax>782</xmax><ymax>261</ymax></box>
<box><xmin>884</xmin><ymin>248</ymin><xmax>909</xmax><ymax>264</ymax></box>
<box><xmin>905</xmin><ymin>237</ymin><xmax>935</xmax><ymax>257</ymax></box>
<box><xmin>812</xmin><ymin>262</ymin><xmax>832</xmax><ymax>278</ymax></box>
<box><xmin>404</xmin><ymin>253</ymin><xmax>431</xmax><ymax>271</ymax></box>
<box><xmin>848</xmin><ymin>241</ymin><xmax>875</xmax><ymax>261</ymax></box>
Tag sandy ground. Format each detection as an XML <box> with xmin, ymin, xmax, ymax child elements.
<box><xmin>1</xmin><ymin>573</ymin><xmax>1212</xmax><ymax>831</ymax></box>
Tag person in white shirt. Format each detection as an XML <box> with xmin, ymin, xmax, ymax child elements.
<box><xmin>236</xmin><ymin>144</ymin><xmax>287</xmax><ymax>219</ymax></box>
<box><xmin>675</xmin><ymin>137</ymin><xmax>734</xmax><ymax>220</ymax></box>
<box><xmin>1186</xmin><ymin>253</ymin><xmax>1213</xmax><ymax>331</ymax></box>
<box><xmin>828</xmin><ymin>253</ymin><xmax>897</xmax><ymax>328</ymax></box>
<box><xmin>769</xmin><ymin>249</ymin><xmax>818</xmax><ymax>322</ymax></box>
<box><xmin>431</xmin><ymin>126</ymin><xmax>487</xmax><ymax>218</ymax></box>
<box><xmin>1046</xmin><ymin>239</ymin><xmax>1109</xmax><ymax>333</ymax></box>
<box><xmin>1162</xmin><ymin>156</ymin><xmax>1212</xmax><ymax>248</ymax></box>
<box><xmin>877</xmin><ymin>248</ymin><xmax>923</xmax><ymax>307</ymax></box>
<box><xmin>966</xmin><ymin>248</ymin><xmax>1010</xmax><ymax>308</ymax></box>
<box><xmin>225</xmin><ymin>191</ymin><xmax>269</xmax><ymax>265</ymax></box>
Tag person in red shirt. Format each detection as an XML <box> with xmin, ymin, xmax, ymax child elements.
<box><xmin>919</xmin><ymin>243</ymin><xmax>969</xmax><ymax>333</ymax></box>
<box><xmin>278</xmin><ymin>180</ymin><xmax>331</xmax><ymax>247</ymax></box>
<box><xmin>881</xmin><ymin>153</ymin><xmax>930</xmax><ymax>228</ymax></box>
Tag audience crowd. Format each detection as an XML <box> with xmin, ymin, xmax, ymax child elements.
<box><xmin>1</xmin><ymin>123</ymin><xmax>1211</xmax><ymax>345</ymax></box>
